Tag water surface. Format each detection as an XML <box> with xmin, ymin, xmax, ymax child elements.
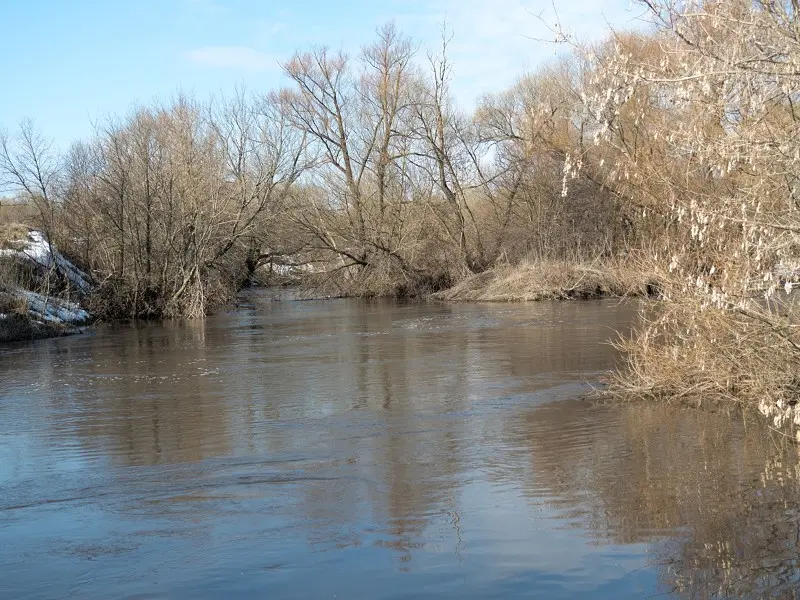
<box><xmin>1</xmin><ymin>295</ymin><xmax>798</xmax><ymax>599</ymax></box>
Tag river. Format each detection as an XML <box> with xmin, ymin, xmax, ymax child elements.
<box><xmin>1</xmin><ymin>293</ymin><xmax>799</xmax><ymax>599</ymax></box>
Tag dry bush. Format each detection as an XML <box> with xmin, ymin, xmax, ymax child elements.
<box><xmin>296</xmin><ymin>201</ymin><xmax>463</xmax><ymax>299</ymax></box>
<box><xmin>302</xmin><ymin>258</ymin><xmax>456</xmax><ymax>300</ymax></box>
<box><xmin>607</xmin><ymin>294</ymin><xmax>800</xmax><ymax>438</ymax></box>
<box><xmin>0</xmin><ymin>254</ymin><xmax>41</xmax><ymax>294</ymax></box>
<box><xmin>0</xmin><ymin>222</ymin><xmax>30</xmax><ymax>250</ymax></box>
<box><xmin>0</xmin><ymin>287</ymin><xmax>26</xmax><ymax>314</ymax></box>
<box><xmin>51</xmin><ymin>93</ymin><xmax>307</xmax><ymax>320</ymax></box>
<box><xmin>473</xmin><ymin>63</ymin><xmax>637</xmax><ymax>266</ymax></box>
<box><xmin>554</xmin><ymin>1</ymin><xmax>800</xmax><ymax>427</ymax></box>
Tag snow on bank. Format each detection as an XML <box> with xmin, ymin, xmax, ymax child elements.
<box><xmin>0</xmin><ymin>229</ymin><xmax>92</xmax><ymax>330</ymax></box>
<box><xmin>270</xmin><ymin>263</ymin><xmax>316</xmax><ymax>277</ymax></box>
<box><xmin>0</xmin><ymin>230</ymin><xmax>90</xmax><ymax>291</ymax></box>
<box><xmin>17</xmin><ymin>290</ymin><xmax>89</xmax><ymax>324</ymax></box>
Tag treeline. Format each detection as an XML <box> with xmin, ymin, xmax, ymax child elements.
<box><xmin>3</xmin><ymin>2</ymin><xmax>800</xmax><ymax>417</ymax></box>
<box><xmin>2</xmin><ymin>94</ymin><xmax>307</xmax><ymax>318</ymax></box>
<box><xmin>1</xmin><ymin>23</ymin><xmax>634</xmax><ymax>318</ymax></box>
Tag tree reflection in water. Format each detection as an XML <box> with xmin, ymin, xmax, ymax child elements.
<box><xmin>506</xmin><ymin>399</ymin><xmax>800</xmax><ymax>599</ymax></box>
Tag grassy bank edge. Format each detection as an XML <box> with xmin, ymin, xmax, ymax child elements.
<box><xmin>0</xmin><ymin>313</ymin><xmax>79</xmax><ymax>344</ymax></box>
<box><xmin>431</xmin><ymin>260</ymin><xmax>658</xmax><ymax>303</ymax></box>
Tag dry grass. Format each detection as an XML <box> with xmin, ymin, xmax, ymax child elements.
<box><xmin>0</xmin><ymin>201</ymin><xmax>37</xmax><ymax>228</ymax></box>
<box><xmin>605</xmin><ymin>297</ymin><xmax>800</xmax><ymax>432</ymax></box>
<box><xmin>432</xmin><ymin>259</ymin><xmax>657</xmax><ymax>302</ymax></box>
<box><xmin>0</xmin><ymin>222</ymin><xmax>30</xmax><ymax>250</ymax></box>
<box><xmin>0</xmin><ymin>288</ymin><xmax>27</xmax><ymax>314</ymax></box>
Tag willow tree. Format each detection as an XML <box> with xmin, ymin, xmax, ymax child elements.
<box><xmin>59</xmin><ymin>94</ymin><xmax>308</xmax><ymax>318</ymax></box>
<box><xmin>277</xmin><ymin>24</ymin><xmax>493</xmax><ymax>295</ymax></box>
<box><xmin>475</xmin><ymin>55</ymin><xmax>636</xmax><ymax>263</ymax></box>
<box><xmin>584</xmin><ymin>1</ymin><xmax>800</xmax><ymax>425</ymax></box>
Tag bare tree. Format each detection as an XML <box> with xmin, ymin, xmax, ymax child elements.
<box><xmin>276</xmin><ymin>24</ymin><xmax>454</xmax><ymax>294</ymax></box>
<box><xmin>0</xmin><ymin>119</ymin><xmax>61</xmax><ymax>241</ymax></box>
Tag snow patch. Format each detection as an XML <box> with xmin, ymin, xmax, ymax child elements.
<box><xmin>268</xmin><ymin>261</ymin><xmax>316</xmax><ymax>277</ymax></box>
<box><xmin>16</xmin><ymin>289</ymin><xmax>89</xmax><ymax>324</ymax></box>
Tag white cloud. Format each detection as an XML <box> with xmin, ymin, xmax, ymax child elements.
<box><xmin>182</xmin><ymin>1</ymin><xmax>647</xmax><ymax>102</ymax></box>
<box><xmin>392</xmin><ymin>0</ymin><xmax>646</xmax><ymax>108</ymax></box>
<box><xmin>185</xmin><ymin>45</ymin><xmax>279</xmax><ymax>72</ymax></box>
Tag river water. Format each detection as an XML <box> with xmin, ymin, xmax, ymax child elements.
<box><xmin>1</xmin><ymin>294</ymin><xmax>799</xmax><ymax>599</ymax></box>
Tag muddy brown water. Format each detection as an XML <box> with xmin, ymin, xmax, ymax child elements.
<box><xmin>1</xmin><ymin>294</ymin><xmax>799</xmax><ymax>599</ymax></box>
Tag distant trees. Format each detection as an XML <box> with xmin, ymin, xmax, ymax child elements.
<box><xmin>475</xmin><ymin>57</ymin><xmax>633</xmax><ymax>262</ymax></box>
<box><xmin>0</xmin><ymin>21</ymin><xmax>654</xmax><ymax>315</ymax></box>
<box><xmin>276</xmin><ymin>24</ymin><xmax>437</xmax><ymax>294</ymax></box>
<box><xmin>0</xmin><ymin>94</ymin><xmax>309</xmax><ymax>318</ymax></box>
<box><xmin>270</xmin><ymin>23</ymin><xmax>631</xmax><ymax>296</ymax></box>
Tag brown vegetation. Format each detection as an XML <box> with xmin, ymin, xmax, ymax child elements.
<box><xmin>0</xmin><ymin>22</ymin><xmax>638</xmax><ymax>320</ymax></box>
<box><xmin>561</xmin><ymin>0</ymin><xmax>800</xmax><ymax>432</ymax></box>
<box><xmin>0</xmin><ymin>197</ymin><xmax>37</xmax><ymax>228</ymax></box>
<box><xmin>433</xmin><ymin>260</ymin><xmax>654</xmax><ymax>302</ymax></box>
<box><xmin>606</xmin><ymin>299</ymin><xmax>800</xmax><ymax>410</ymax></box>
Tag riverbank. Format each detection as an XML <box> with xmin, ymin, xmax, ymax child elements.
<box><xmin>0</xmin><ymin>226</ymin><xmax>92</xmax><ymax>344</ymax></box>
<box><xmin>0</xmin><ymin>312</ymin><xmax>78</xmax><ymax>343</ymax></box>
<box><xmin>0</xmin><ymin>287</ymin><xmax>89</xmax><ymax>343</ymax></box>
<box><xmin>0</xmin><ymin>226</ymin><xmax>656</xmax><ymax>345</ymax></box>
<box><xmin>432</xmin><ymin>260</ymin><xmax>656</xmax><ymax>302</ymax></box>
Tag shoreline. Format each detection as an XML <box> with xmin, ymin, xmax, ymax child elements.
<box><xmin>1</xmin><ymin>262</ymin><xmax>652</xmax><ymax>345</ymax></box>
<box><xmin>0</xmin><ymin>313</ymin><xmax>81</xmax><ymax>344</ymax></box>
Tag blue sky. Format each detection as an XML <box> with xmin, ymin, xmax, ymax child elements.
<box><xmin>0</xmin><ymin>0</ymin><xmax>646</xmax><ymax>150</ymax></box>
